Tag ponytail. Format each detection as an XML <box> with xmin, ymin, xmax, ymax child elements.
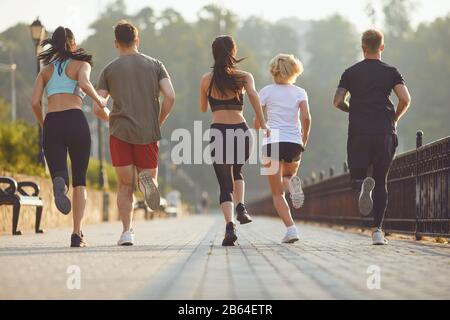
<box><xmin>209</xmin><ymin>36</ymin><xmax>245</xmax><ymax>100</ymax></box>
<box><xmin>38</xmin><ymin>26</ymin><xmax>93</xmax><ymax>74</ymax></box>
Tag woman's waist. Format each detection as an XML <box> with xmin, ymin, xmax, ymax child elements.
<box><xmin>46</xmin><ymin>105</ymin><xmax>83</xmax><ymax>114</ymax></box>
<box><xmin>47</xmin><ymin>96</ymin><xmax>82</xmax><ymax>110</ymax></box>
<box><xmin>211</xmin><ymin>110</ymin><xmax>245</xmax><ymax>123</ymax></box>
<box><xmin>267</xmin><ymin>123</ymin><xmax>301</xmax><ymax>133</ymax></box>
<box><xmin>210</xmin><ymin>122</ymin><xmax>249</xmax><ymax>130</ymax></box>
<box><xmin>44</xmin><ymin>108</ymin><xmax>85</xmax><ymax>122</ymax></box>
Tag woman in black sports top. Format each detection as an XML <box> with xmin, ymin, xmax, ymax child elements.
<box><xmin>200</xmin><ymin>35</ymin><xmax>269</xmax><ymax>246</ymax></box>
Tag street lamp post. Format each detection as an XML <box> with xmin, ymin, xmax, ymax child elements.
<box><xmin>98</xmin><ymin>118</ymin><xmax>106</xmax><ymax>189</ymax></box>
<box><xmin>97</xmin><ymin>118</ymin><xmax>110</xmax><ymax>222</ymax></box>
<box><xmin>29</xmin><ymin>17</ymin><xmax>45</xmax><ymax>166</ymax></box>
<box><xmin>0</xmin><ymin>62</ymin><xmax>16</xmax><ymax>120</ymax></box>
<box><xmin>10</xmin><ymin>63</ymin><xmax>16</xmax><ymax>121</ymax></box>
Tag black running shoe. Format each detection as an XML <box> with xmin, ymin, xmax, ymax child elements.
<box><xmin>222</xmin><ymin>222</ymin><xmax>238</xmax><ymax>246</ymax></box>
<box><xmin>53</xmin><ymin>177</ymin><xmax>71</xmax><ymax>215</ymax></box>
<box><xmin>236</xmin><ymin>203</ymin><xmax>252</xmax><ymax>225</ymax></box>
<box><xmin>71</xmin><ymin>232</ymin><xmax>87</xmax><ymax>248</ymax></box>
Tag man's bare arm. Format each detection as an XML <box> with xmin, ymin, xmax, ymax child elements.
<box><xmin>93</xmin><ymin>89</ymin><xmax>110</xmax><ymax>122</ymax></box>
<box><xmin>79</xmin><ymin>62</ymin><xmax>107</xmax><ymax>108</ymax></box>
<box><xmin>159</xmin><ymin>78</ymin><xmax>175</xmax><ymax>127</ymax></box>
<box><xmin>333</xmin><ymin>88</ymin><xmax>350</xmax><ymax>113</ymax></box>
<box><xmin>393</xmin><ymin>84</ymin><xmax>411</xmax><ymax>124</ymax></box>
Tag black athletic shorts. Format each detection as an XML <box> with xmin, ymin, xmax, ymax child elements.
<box><xmin>262</xmin><ymin>142</ymin><xmax>304</xmax><ymax>163</ymax></box>
<box><xmin>347</xmin><ymin>134</ymin><xmax>398</xmax><ymax>169</ymax></box>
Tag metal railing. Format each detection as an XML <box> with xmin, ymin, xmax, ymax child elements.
<box><xmin>248</xmin><ymin>132</ymin><xmax>450</xmax><ymax>238</ymax></box>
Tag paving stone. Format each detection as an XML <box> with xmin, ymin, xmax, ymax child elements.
<box><xmin>0</xmin><ymin>214</ymin><xmax>449</xmax><ymax>299</ymax></box>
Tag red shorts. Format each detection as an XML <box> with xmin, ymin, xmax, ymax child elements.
<box><xmin>109</xmin><ymin>135</ymin><xmax>159</xmax><ymax>169</ymax></box>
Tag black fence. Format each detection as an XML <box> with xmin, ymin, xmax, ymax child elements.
<box><xmin>248</xmin><ymin>132</ymin><xmax>450</xmax><ymax>239</ymax></box>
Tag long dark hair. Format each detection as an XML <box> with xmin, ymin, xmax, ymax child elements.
<box><xmin>208</xmin><ymin>35</ymin><xmax>245</xmax><ymax>99</ymax></box>
<box><xmin>38</xmin><ymin>26</ymin><xmax>92</xmax><ymax>75</ymax></box>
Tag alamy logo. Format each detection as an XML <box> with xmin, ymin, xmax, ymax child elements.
<box><xmin>66</xmin><ymin>265</ymin><xmax>81</xmax><ymax>290</ymax></box>
<box><xmin>366</xmin><ymin>265</ymin><xmax>381</xmax><ymax>290</ymax></box>
<box><xmin>170</xmin><ymin>121</ymin><xmax>280</xmax><ymax>175</ymax></box>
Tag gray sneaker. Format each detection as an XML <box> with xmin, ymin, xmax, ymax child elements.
<box><xmin>372</xmin><ymin>229</ymin><xmax>389</xmax><ymax>246</ymax></box>
<box><xmin>138</xmin><ymin>171</ymin><xmax>160</xmax><ymax>211</ymax></box>
<box><xmin>53</xmin><ymin>177</ymin><xmax>71</xmax><ymax>215</ymax></box>
<box><xmin>288</xmin><ymin>176</ymin><xmax>305</xmax><ymax>209</ymax></box>
<box><xmin>359</xmin><ymin>177</ymin><xmax>375</xmax><ymax>216</ymax></box>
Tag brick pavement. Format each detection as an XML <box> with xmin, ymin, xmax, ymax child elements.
<box><xmin>0</xmin><ymin>214</ymin><xmax>449</xmax><ymax>300</ymax></box>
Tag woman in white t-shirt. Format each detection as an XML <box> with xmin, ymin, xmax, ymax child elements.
<box><xmin>255</xmin><ymin>54</ymin><xmax>312</xmax><ymax>243</ymax></box>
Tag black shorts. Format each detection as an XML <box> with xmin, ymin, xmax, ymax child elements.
<box><xmin>347</xmin><ymin>134</ymin><xmax>398</xmax><ymax>169</ymax></box>
<box><xmin>262</xmin><ymin>142</ymin><xmax>304</xmax><ymax>163</ymax></box>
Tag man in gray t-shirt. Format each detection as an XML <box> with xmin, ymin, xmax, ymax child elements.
<box><xmin>94</xmin><ymin>21</ymin><xmax>175</xmax><ymax>246</ymax></box>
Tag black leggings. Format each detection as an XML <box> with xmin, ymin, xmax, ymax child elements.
<box><xmin>348</xmin><ymin>134</ymin><xmax>397</xmax><ymax>229</ymax></box>
<box><xmin>210</xmin><ymin>123</ymin><xmax>252</xmax><ymax>204</ymax></box>
<box><xmin>43</xmin><ymin>109</ymin><xmax>91</xmax><ymax>188</ymax></box>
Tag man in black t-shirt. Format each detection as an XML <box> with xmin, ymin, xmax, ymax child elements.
<box><xmin>334</xmin><ymin>29</ymin><xmax>411</xmax><ymax>245</ymax></box>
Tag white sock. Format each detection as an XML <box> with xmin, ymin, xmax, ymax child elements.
<box><xmin>287</xmin><ymin>225</ymin><xmax>297</xmax><ymax>232</ymax></box>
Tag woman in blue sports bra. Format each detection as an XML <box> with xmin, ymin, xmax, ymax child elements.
<box><xmin>31</xmin><ymin>26</ymin><xmax>107</xmax><ymax>247</ymax></box>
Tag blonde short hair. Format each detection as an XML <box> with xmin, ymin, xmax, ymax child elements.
<box><xmin>269</xmin><ymin>54</ymin><xmax>304</xmax><ymax>84</ymax></box>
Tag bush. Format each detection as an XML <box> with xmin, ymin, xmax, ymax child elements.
<box><xmin>0</xmin><ymin>120</ymin><xmax>45</xmax><ymax>176</ymax></box>
<box><xmin>86</xmin><ymin>158</ymin><xmax>118</xmax><ymax>191</ymax></box>
<box><xmin>0</xmin><ymin>120</ymin><xmax>118</xmax><ymax>191</ymax></box>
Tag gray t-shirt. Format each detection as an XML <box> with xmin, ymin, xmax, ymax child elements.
<box><xmin>97</xmin><ymin>53</ymin><xmax>169</xmax><ymax>144</ymax></box>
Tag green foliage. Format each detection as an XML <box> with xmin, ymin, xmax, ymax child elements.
<box><xmin>0</xmin><ymin>0</ymin><xmax>449</xmax><ymax>201</ymax></box>
<box><xmin>0</xmin><ymin>120</ymin><xmax>45</xmax><ymax>176</ymax></box>
<box><xmin>0</xmin><ymin>120</ymin><xmax>117</xmax><ymax>191</ymax></box>
<box><xmin>0</xmin><ymin>24</ymin><xmax>38</xmax><ymax>122</ymax></box>
<box><xmin>85</xmin><ymin>158</ymin><xmax>118</xmax><ymax>191</ymax></box>
<box><xmin>383</xmin><ymin>0</ymin><xmax>414</xmax><ymax>39</ymax></box>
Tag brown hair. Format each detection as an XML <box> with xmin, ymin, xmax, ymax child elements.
<box><xmin>208</xmin><ymin>35</ymin><xmax>245</xmax><ymax>100</ymax></box>
<box><xmin>39</xmin><ymin>26</ymin><xmax>92</xmax><ymax>74</ymax></box>
<box><xmin>114</xmin><ymin>20</ymin><xmax>138</xmax><ymax>47</ymax></box>
<box><xmin>362</xmin><ymin>29</ymin><xmax>384</xmax><ymax>53</ymax></box>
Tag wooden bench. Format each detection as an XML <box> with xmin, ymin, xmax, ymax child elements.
<box><xmin>0</xmin><ymin>176</ymin><xmax>44</xmax><ymax>235</ymax></box>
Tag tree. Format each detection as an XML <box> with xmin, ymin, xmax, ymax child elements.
<box><xmin>297</xmin><ymin>15</ymin><xmax>360</xmax><ymax>174</ymax></box>
<box><xmin>0</xmin><ymin>24</ymin><xmax>37</xmax><ymax>123</ymax></box>
<box><xmin>383</xmin><ymin>0</ymin><xmax>414</xmax><ymax>40</ymax></box>
<box><xmin>0</xmin><ymin>3</ymin><xmax>449</xmax><ymax>201</ymax></box>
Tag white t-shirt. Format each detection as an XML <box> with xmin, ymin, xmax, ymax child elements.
<box><xmin>259</xmin><ymin>84</ymin><xmax>308</xmax><ymax>146</ymax></box>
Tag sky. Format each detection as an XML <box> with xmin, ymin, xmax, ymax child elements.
<box><xmin>1</xmin><ymin>0</ymin><xmax>450</xmax><ymax>41</ymax></box>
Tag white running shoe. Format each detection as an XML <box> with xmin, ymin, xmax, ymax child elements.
<box><xmin>289</xmin><ymin>176</ymin><xmax>305</xmax><ymax>209</ymax></box>
<box><xmin>372</xmin><ymin>229</ymin><xmax>389</xmax><ymax>246</ymax></box>
<box><xmin>138</xmin><ymin>171</ymin><xmax>160</xmax><ymax>211</ymax></box>
<box><xmin>282</xmin><ymin>226</ymin><xmax>300</xmax><ymax>244</ymax></box>
<box><xmin>118</xmin><ymin>230</ymin><xmax>135</xmax><ymax>246</ymax></box>
<box><xmin>359</xmin><ymin>177</ymin><xmax>375</xmax><ymax>216</ymax></box>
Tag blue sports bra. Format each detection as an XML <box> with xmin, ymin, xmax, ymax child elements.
<box><xmin>46</xmin><ymin>59</ymin><xmax>85</xmax><ymax>99</ymax></box>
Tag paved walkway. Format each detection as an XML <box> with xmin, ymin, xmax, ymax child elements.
<box><xmin>0</xmin><ymin>214</ymin><xmax>449</xmax><ymax>300</ymax></box>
